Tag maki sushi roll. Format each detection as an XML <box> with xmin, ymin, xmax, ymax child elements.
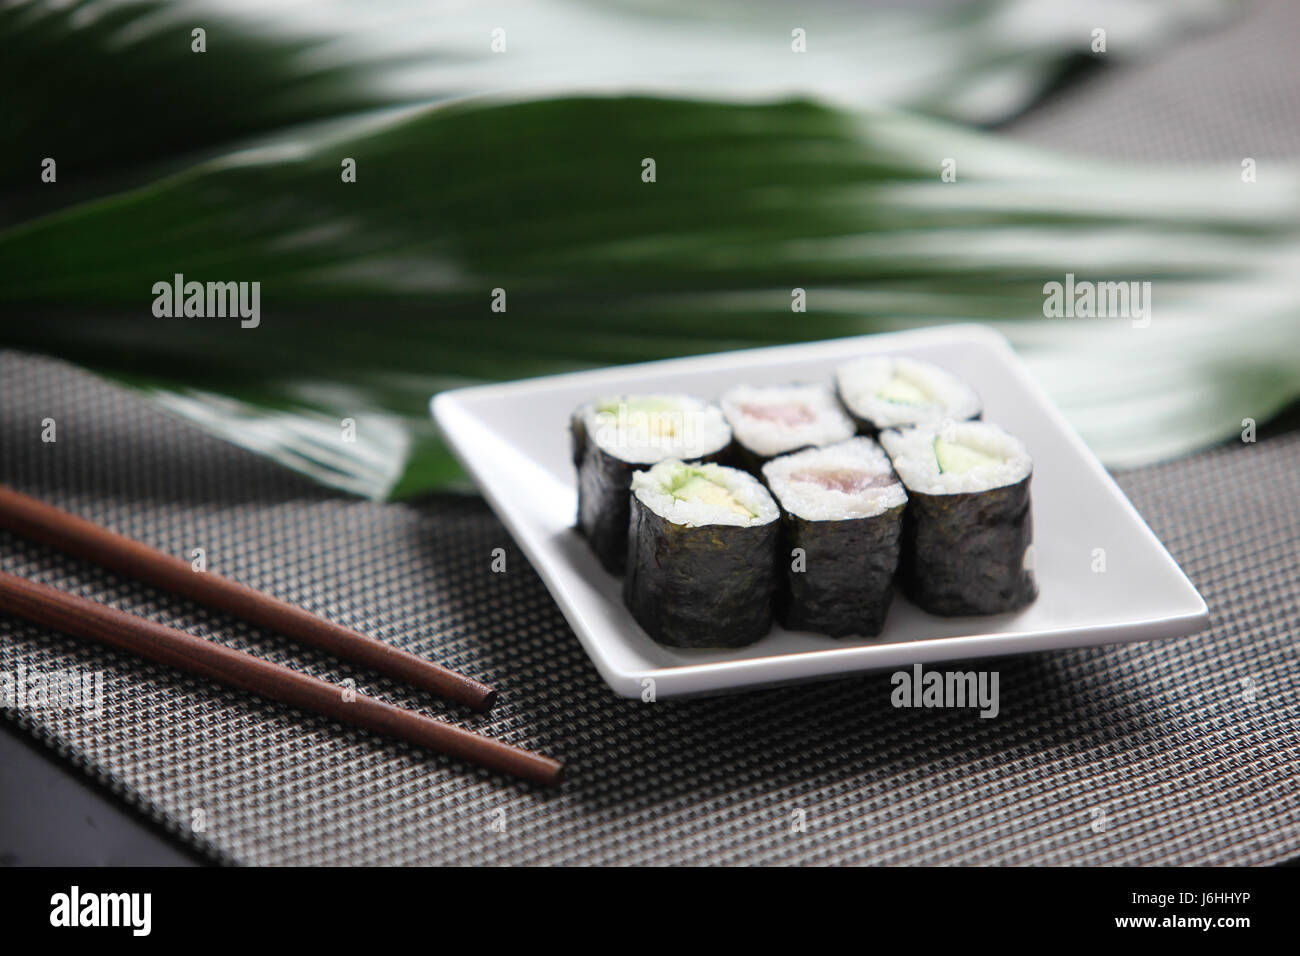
<box><xmin>835</xmin><ymin>357</ymin><xmax>981</xmax><ymax>434</ymax></box>
<box><xmin>761</xmin><ymin>439</ymin><xmax>907</xmax><ymax>637</ymax></box>
<box><xmin>624</xmin><ymin>460</ymin><xmax>780</xmax><ymax>647</ymax></box>
<box><xmin>719</xmin><ymin>383</ymin><xmax>856</xmax><ymax>473</ymax></box>
<box><xmin>880</xmin><ymin>422</ymin><xmax>1037</xmax><ymax>616</ymax></box>
<box><xmin>571</xmin><ymin>395</ymin><xmax>731</xmax><ymax>573</ymax></box>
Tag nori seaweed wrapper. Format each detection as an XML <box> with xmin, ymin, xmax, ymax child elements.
<box><xmin>623</xmin><ymin>495</ymin><xmax>777</xmax><ymax>647</ymax></box>
<box><xmin>833</xmin><ymin>378</ymin><xmax>881</xmax><ymax>436</ymax></box>
<box><xmin>775</xmin><ymin>503</ymin><xmax>904</xmax><ymax>637</ymax></box>
<box><xmin>574</xmin><ymin>434</ymin><xmax>641</xmax><ymax>573</ymax></box>
<box><xmin>570</xmin><ymin>408</ymin><xmax>588</xmax><ymax>468</ymax></box>
<box><xmin>899</xmin><ymin>475</ymin><xmax>1037</xmax><ymax>615</ymax></box>
<box><xmin>572</xmin><ymin>421</ymin><xmax>727</xmax><ymax>573</ymax></box>
<box><xmin>727</xmin><ymin>439</ymin><xmax>811</xmax><ymax>477</ymax></box>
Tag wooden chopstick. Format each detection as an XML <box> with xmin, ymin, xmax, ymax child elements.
<box><xmin>0</xmin><ymin>485</ymin><xmax>495</xmax><ymax>711</ymax></box>
<box><xmin>0</xmin><ymin>570</ymin><xmax>562</xmax><ymax>786</ymax></box>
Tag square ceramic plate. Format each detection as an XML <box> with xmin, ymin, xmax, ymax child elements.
<box><xmin>432</xmin><ymin>324</ymin><xmax>1207</xmax><ymax>698</ymax></box>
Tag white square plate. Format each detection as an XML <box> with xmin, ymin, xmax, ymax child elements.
<box><xmin>433</xmin><ymin>325</ymin><xmax>1207</xmax><ymax>698</ymax></box>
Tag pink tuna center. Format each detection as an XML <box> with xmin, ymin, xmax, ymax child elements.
<box><xmin>790</xmin><ymin>468</ymin><xmax>894</xmax><ymax>494</ymax></box>
<box><xmin>741</xmin><ymin>402</ymin><xmax>815</xmax><ymax>426</ymax></box>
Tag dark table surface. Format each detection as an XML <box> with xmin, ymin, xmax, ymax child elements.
<box><xmin>0</xmin><ymin>722</ymin><xmax>201</xmax><ymax>866</ymax></box>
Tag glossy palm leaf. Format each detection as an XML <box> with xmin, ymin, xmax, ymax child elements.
<box><xmin>2</xmin><ymin>0</ymin><xmax>1292</xmax><ymax>498</ymax></box>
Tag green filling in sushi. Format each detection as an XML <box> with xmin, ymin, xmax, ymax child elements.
<box><xmin>571</xmin><ymin>394</ymin><xmax>732</xmax><ymax>573</ymax></box>
<box><xmin>934</xmin><ymin>436</ymin><xmax>1003</xmax><ymax>474</ymax></box>
<box><xmin>669</xmin><ymin>468</ymin><xmax>756</xmax><ymax>518</ymax></box>
<box><xmin>877</xmin><ymin>376</ymin><xmax>930</xmax><ymax>406</ymax></box>
<box><xmin>624</xmin><ymin>460</ymin><xmax>779</xmax><ymax>647</ymax></box>
<box><xmin>835</xmin><ymin>357</ymin><xmax>982</xmax><ymax>432</ymax></box>
<box><xmin>881</xmin><ymin>422</ymin><xmax>1037</xmax><ymax>616</ymax></box>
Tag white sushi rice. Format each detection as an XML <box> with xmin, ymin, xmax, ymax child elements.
<box><xmin>762</xmin><ymin>438</ymin><xmax>907</xmax><ymax>521</ymax></box>
<box><xmin>632</xmin><ymin>460</ymin><xmax>779</xmax><ymax>528</ymax></box>
<box><xmin>880</xmin><ymin>422</ymin><xmax>1031</xmax><ymax>495</ymax></box>
<box><xmin>835</xmin><ymin>356</ymin><xmax>982</xmax><ymax>430</ymax></box>
<box><xmin>581</xmin><ymin>394</ymin><xmax>731</xmax><ymax>465</ymax></box>
<box><xmin>720</xmin><ymin>383</ymin><xmax>856</xmax><ymax>459</ymax></box>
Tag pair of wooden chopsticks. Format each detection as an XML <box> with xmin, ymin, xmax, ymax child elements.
<box><xmin>0</xmin><ymin>485</ymin><xmax>562</xmax><ymax>787</ymax></box>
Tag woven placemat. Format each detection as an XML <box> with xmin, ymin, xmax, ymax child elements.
<box><xmin>1005</xmin><ymin>0</ymin><xmax>1300</xmax><ymax>163</ymax></box>
<box><xmin>2</xmin><ymin>350</ymin><xmax>1297</xmax><ymax>865</ymax></box>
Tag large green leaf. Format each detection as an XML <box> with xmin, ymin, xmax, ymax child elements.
<box><xmin>2</xmin><ymin>95</ymin><xmax>1296</xmax><ymax>496</ymax></box>
<box><xmin>1</xmin><ymin>0</ymin><xmax>1233</xmax><ymax>222</ymax></box>
<box><xmin>4</xmin><ymin>0</ymin><xmax>1289</xmax><ymax>499</ymax></box>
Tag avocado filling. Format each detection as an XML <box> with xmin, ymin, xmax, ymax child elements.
<box><xmin>669</xmin><ymin>469</ymin><xmax>755</xmax><ymax>517</ymax></box>
<box><xmin>934</xmin><ymin>436</ymin><xmax>1003</xmax><ymax>474</ymax></box>
<box><xmin>596</xmin><ymin>397</ymin><xmax>679</xmax><ymax>439</ymax></box>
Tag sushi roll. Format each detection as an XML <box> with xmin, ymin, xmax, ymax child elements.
<box><xmin>571</xmin><ymin>395</ymin><xmax>731</xmax><ymax>573</ymax></box>
<box><xmin>835</xmin><ymin>357</ymin><xmax>981</xmax><ymax>434</ymax></box>
<box><xmin>761</xmin><ymin>439</ymin><xmax>907</xmax><ymax>637</ymax></box>
<box><xmin>624</xmin><ymin>460</ymin><xmax>780</xmax><ymax>647</ymax></box>
<box><xmin>719</xmin><ymin>383</ymin><xmax>856</xmax><ymax>473</ymax></box>
<box><xmin>880</xmin><ymin>422</ymin><xmax>1037</xmax><ymax>616</ymax></box>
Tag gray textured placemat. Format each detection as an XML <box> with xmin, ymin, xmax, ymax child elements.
<box><xmin>2</xmin><ymin>350</ymin><xmax>1297</xmax><ymax>865</ymax></box>
<box><xmin>1004</xmin><ymin>0</ymin><xmax>1300</xmax><ymax>162</ymax></box>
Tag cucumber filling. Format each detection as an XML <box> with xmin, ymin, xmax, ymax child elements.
<box><xmin>877</xmin><ymin>376</ymin><xmax>931</xmax><ymax>406</ymax></box>
<box><xmin>596</xmin><ymin>397</ymin><xmax>675</xmax><ymax>415</ymax></box>
<box><xmin>934</xmin><ymin>436</ymin><xmax>1003</xmax><ymax>474</ymax></box>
